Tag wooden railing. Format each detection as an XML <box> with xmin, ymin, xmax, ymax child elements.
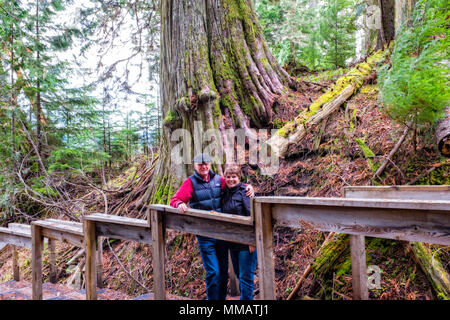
<box><xmin>0</xmin><ymin>185</ymin><xmax>448</xmax><ymax>300</ymax></box>
<box><xmin>0</xmin><ymin>223</ymin><xmax>32</xmax><ymax>282</ymax></box>
<box><xmin>31</xmin><ymin>219</ymin><xmax>84</xmax><ymax>299</ymax></box>
<box><xmin>343</xmin><ymin>185</ymin><xmax>450</xmax><ymax>299</ymax></box>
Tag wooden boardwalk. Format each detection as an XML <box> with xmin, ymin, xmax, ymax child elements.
<box><xmin>0</xmin><ymin>185</ymin><xmax>449</xmax><ymax>300</ymax></box>
<box><xmin>0</xmin><ymin>280</ymin><xmax>189</xmax><ymax>300</ymax></box>
<box><xmin>0</xmin><ymin>280</ymin><xmax>130</xmax><ymax>300</ymax></box>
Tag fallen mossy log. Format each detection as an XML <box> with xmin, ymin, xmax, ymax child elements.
<box><xmin>311</xmin><ymin>233</ymin><xmax>350</xmax><ymax>279</ymax></box>
<box><xmin>406</xmin><ymin>242</ymin><xmax>450</xmax><ymax>300</ymax></box>
<box><xmin>307</xmin><ymin>233</ymin><xmax>350</xmax><ymax>299</ymax></box>
<box><xmin>268</xmin><ymin>46</ymin><xmax>392</xmax><ymax>158</ymax></box>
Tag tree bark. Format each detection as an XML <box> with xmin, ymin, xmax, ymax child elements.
<box><xmin>395</xmin><ymin>0</ymin><xmax>417</xmax><ymax>31</ymax></box>
<box><xmin>376</xmin><ymin>0</ymin><xmax>395</xmax><ymax>49</ymax></box>
<box><xmin>148</xmin><ymin>0</ymin><xmax>293</xmax><ymax>203</ymax></box>
<box><xmin>436</xmin><ymin>106</ymin><xmax>450</xmax><ymax>157</ymax></box>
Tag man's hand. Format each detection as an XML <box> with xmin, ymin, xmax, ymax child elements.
<box><xmin>178</xmin><ymin>203</ymin><xmax>189</xmax><ymax>213</ymax></box>
<box><xmin>245</xmin><ymin>184</ymin><xmax>255</xmax><ymax>198</ymax></box>
<box><xmin>249</xmin><ymin>245</ymin><xmax>256</xmax><ymax>253</ymax></box>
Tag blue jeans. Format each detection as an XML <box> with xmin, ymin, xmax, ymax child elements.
<box><xmin>196</xmin><ymin>236</ymin><xmax>229</xmax><ymax>300</ymax></box>
<box><xmin>229</xmin><ymin>247</ymin><xmax>257</xmax><ymax>300</ymax></box>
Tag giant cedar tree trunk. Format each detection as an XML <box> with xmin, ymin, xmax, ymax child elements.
<box><xmin>147</xmin><ymin>0</ymin><xmax>293</xmax><ymax>204</ymax></box>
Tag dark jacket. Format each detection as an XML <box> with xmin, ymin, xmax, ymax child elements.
<box><xmin>222</xmin><ymin>183</ymin><xmax>251</xmax><ymax>250</ymax></box>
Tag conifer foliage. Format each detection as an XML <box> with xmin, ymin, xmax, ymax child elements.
<box><xmin>255</xmin><ymin>0</ymin><xmax>357</xmax><ymax>71</ymax></box>
<box><xmin>378</xmin><ymin>0</ymin><xmax>449</xmax><ymax>129</ymax></box>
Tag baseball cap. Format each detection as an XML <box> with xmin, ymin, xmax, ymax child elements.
<box><xmin>193</xmin><ymin>153</ymin><xmax>212</xmax><ymax>163</ymax></box>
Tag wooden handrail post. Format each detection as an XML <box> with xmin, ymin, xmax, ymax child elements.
<box><xmin>150</xmin><ymin>209</ymin><xmax>166</xmax><ymax>300</ymax></box>
<box><xmin>85</xmin><ymin>219</ymin><xmax>98</xmax><ymax>300</ymax></box>
<box><xmin>31</xmin><ymin>224</ymin><xmax>43</xmax><ymax>300</ymax></box>
<box><xmin>97</xmin><ymin>237</ymin><xmax>103</xmax><ymax>288</ymax></box>
<box><xmin>255</xmin><ymin>202</ymin><xmax>276</xmax><ymax>300</ymax></box>
<box><xmin>350</xmin><ymin>234</ymin><xmax>369</xmax><ymax>300</ymax></box>
<box><xmin>12</xmin><ymin>245</ymin><xmax>20</xmax><ymax>281</ymax></box>
<box><xmin>49</xmin><ymin>239</ymin><xmax>57</xmax><ymax>283</ymax></box>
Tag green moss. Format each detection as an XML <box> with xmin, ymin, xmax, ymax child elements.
<box><xmin>163</xmin><ymin>110</ymin><xmax>178</xmax><ymax>124</ymax></box>
<box><xmin>410</xmin><ymin>242</ymin><xmax>450</xmax><ymax>300</ymax></box>
<box><xmin>260</xmin><ymin>56</ymin><xmax>270</xmax><ymax>69</ymax></box>
<box><xmin>223</xmin><ymin>0</ymin><xmax>258</xmax><ymax>42</ymax></box>
<box><xmin>212</xmin><ymin>100</ymin><xmax>222</xmax><ymax>128</ymax></box>
<box><xmin>276</xmin><ymin>127</ymin><xmax>288</xmax><ymax>138</ymax></box>
<box><xmin>335</xmin><ymin>256</ymin><xmax>352</xmax><ymax>276</ymax></box>
<box><xmin>417</xmin><ymin>164</ymin><xmax>450</xmax><ymax>185</ymax></box>
<box><xmin>366</xmin><ymin>238</ymin><xmax>393</xmax><ymax>255</ymax></box>
<box><xmin>354</xmin><ymin>137</ymin><xmax>379</xmax><ymax>173</ymax></box>
<box><xmin>246</xmin><ymin>94</ymin><xmax>262</xmax><ymax>115</ymax></box>
<box><xmin>272</xmin><ymin>118</ymin><xmax>285</xmax><ymax>129</ymax></box>
<box><xmin>360</xmin><ymin>84</ymin><xmax>379</xmax><ymax>95</ymax></box>
<box><xmin>220</xmin><ymin>94</ymin><xmax>236</xmax><ymax>118</ymax></box>
<box><xmin>151</xmin><ymin>174</ymin><xmax>179</xmax><ymax>205</ymax></box>
<box><xmin>312</xmin><ymin>234</ymin><xmax>349</xmax><ymax>278</ymax></box>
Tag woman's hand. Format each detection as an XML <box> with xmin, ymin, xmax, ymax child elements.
<box><xmin>245</xmin><ymin>184</ymin><xmax>255</xmax><ymax>197</ymax></box>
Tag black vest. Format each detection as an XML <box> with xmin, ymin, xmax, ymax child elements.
<box><xmin>188</xmin><ymin>170</ymin><xmax>222</xmax><ymax>212</ymax></box>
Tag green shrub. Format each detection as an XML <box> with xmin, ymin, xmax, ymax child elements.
<box><xmin>378</xmin><ymin>0</ymin><xmax>449</xmax><ymax>128</ymax></box>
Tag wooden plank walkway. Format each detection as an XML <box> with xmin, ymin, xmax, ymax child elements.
<box><xmin>0</xmin><ymin>280</ymin><xmax>130</xmax><ymax>300</ymax></box>
<box><xmin>0</xmin><ymin>280</ymin><xmax>189</xmax><ymax>300</ymax></box>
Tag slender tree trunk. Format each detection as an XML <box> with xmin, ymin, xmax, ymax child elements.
<box><xmin>146</xmin><ymin>0</ymin><xmax>293</xmax><ymax>204</ymax></box>
<box><xmin>291</xmin><ymin>40</ymin><xmax>296</xmax><ymax>67</ymax></box>
<box><xmin>126</xmin><ymin>111</ymin><xmax>130</xmax><ymax>162</ymax></box>
<box><xmin>102</xmin><ymin>104</ymin><xmax>108</xmax><ymax>176</ymax></box>
<box><xmin>108</xmin><ymin>120</ymin><xmax>111</xmax><ymax>169</ymax></box>
<box><xmin>334</xmin><ymin>17</ymin><xmax>338</xmax><ymax>68</ymax></box>
<box><xmin>10</xmin><ymin>7</ymin><xmax>16</xmax><ymax>175</ymax></box>
<box><xmin>35</xmin><ymin>0</ymin><xmax>42</xmax><ymax>155</ymax></box>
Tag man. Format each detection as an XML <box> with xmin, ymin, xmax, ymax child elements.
<box><xmin>169</xmin><ymin>153</ymin><xmax>254</xmax><ymax>300</ymax></box>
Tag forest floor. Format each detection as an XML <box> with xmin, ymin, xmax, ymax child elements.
<box><xmin>0</xmin><ymin>69</ymin><xmax>448</xmax><ymax>300</ymax></box>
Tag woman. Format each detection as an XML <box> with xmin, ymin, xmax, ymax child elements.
<box><xmin>222</xmin><ymin>163</ymin><xmax>257</xmax><ymax>300</ymax></box>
